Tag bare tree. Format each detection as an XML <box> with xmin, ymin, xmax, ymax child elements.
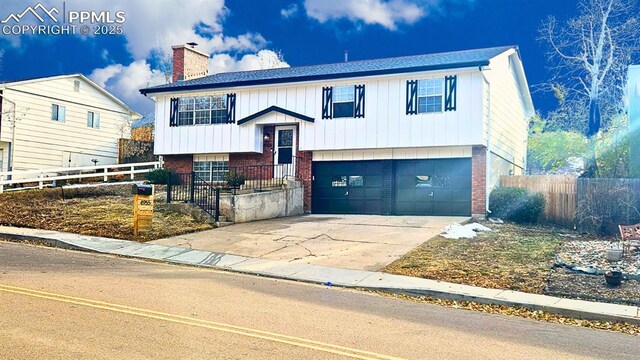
<box><xmin>149</xmin><ymin>37</ymin><xmax>173</xmax><ymax>84</ymax></box>
<box><xmin>540</xmin><ymin>0</ymin><xmax>640</xmax><ymax>177</ymax></box>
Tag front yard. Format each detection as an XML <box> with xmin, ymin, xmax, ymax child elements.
<box><xmin>0</xmin><ymin>185</ymin><xmax>212</xmax><ymax>242</ymax></box>
<box><xmin>384</xmin><ymin>222</ymin><xmax>640</xmax><ymax>305</ymax></box>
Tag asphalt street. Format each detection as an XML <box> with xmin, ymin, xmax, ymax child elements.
<box><xmin>0</xmin><ymin>241</ymin><xmax>638</xmax><ymax>359</ymax></box>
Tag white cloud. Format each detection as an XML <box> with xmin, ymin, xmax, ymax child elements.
<box><xmin>281</xmin><ymin>4</ymin><xmax>299</xmax><ymax>18</ymax></box>
<box><xmin>209</xmin><ymin>49</ymin><xmax>289</xmax><ymax>74</ymax></box>
<box><xmin>304</xmin><ymin>0</ymin><xmax>430</xmax><ymax>30</ymax></box>
<box><xmin>89</xmin><ymin>60</ymin><xmax>166</xmax><ymax>114</ymax></box>
<box><xmin>0</xmin><ymin>0</ymin><xmax>265</xmax><ymax>59</ymax></box>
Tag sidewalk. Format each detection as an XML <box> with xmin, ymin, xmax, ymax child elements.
<box><xmin>2</xmin><ymin>225</ymin><xmax>639</xmax><ymax>325</ymax></box>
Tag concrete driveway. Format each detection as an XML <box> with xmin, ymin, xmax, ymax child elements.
<box><xmin>151</xmin><ymin>215</ymin><xmax>468</xmax><ymax>271</ymax></box>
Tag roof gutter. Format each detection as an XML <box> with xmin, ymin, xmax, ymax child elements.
<box><xmin>140</xmin><ymin>60</ymin><xmax>490</xmax><ymax>96</ymax></box>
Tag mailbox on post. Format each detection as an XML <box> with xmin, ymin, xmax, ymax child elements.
<box><xmin>133</xmin><ymin>183</ymin><xmax>154</xmax><ymax>236</ymax></box>
<box><xmin>132</xmin><ymin>184</ymin><xmax>153</xmax><ymax>196</ymax></box>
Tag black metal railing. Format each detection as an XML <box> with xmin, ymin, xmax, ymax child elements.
<box><xmin>226</xmin><ymin>156</ymin><xmax>299</xmax><ymax>193</ymax></box>
<box><xmin>166</xmin><ymin>157</ymin><xmax>301</xmax><ymax>218</ymax></box>
<box><xmin>167</xmin><ymin>172</ymin><xmax>220</xmax><ymax>222</ymax></box>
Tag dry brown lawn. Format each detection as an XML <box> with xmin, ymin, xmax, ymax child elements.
<box><xmin>384</xmin><ymin>223</ymin><xmax>563</xmax><ymax>294</ymax></box>
<box><xmin>0</xmin><ymin>186</ymin><xmax>212</xmax><ymax>242</ymax></box>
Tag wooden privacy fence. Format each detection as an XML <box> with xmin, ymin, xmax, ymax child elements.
<box><xmin>500</xmin><ymin>176</ymin><xmax>640</xmax><ymax>231</ymax></box>
<box><xmin>499</xmin><ymin>175</ymin><xmax>577</xmax><ymax>226</ymax></box>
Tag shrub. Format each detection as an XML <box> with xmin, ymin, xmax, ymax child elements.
<box><xmin>223</xmin><ymin>171</ymin><xmax>246</xmax><ymax>188</ymax></box>
<box><xmin>576</xmin><ymin>182</ymin><xmax>640</xmax><ymax>235</ymax></box>
<box><xmin>145</xmin><ymin>168</ymin><xmax>171</xmax><ymax>184</ymax></box>
<box><xmin>489</xmin><ymin>187</ymin><xmax>546</xmax><ymax>224</ymax></box>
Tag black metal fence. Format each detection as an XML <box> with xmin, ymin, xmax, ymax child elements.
<box><xmin>167</xmin><ymin>172</ymin><xmax>220</xmax><ymax>222</ymax></box>
<box><xmin>225</xmin><ymin>157</ymin><xmax>298</xmax><ymax>192</ymax></box>
<box><xmin>166</xmin><ymin>157</ymin><xmax>301</xmax><ymax>221</ymax></box>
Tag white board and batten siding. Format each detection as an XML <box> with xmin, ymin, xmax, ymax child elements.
<box><xmin>0</xmin><ymin>76</ymin><xmax>136</xmax><ymax>171</ymax></box>
<box><xmin>482</xmin><ymin>49</ymin><xmax>530</xmax><ymax>170</ymax></box>
<box><xmin>153</xmin><ymin>68</ymin><xmax>486</xmax><ymax>155</ymax></box>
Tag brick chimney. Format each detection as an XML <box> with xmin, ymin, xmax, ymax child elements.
<box><xmin>172</xmin><ymin>43</ymin><xmax>210</xmax><ymax>82</ymax></box>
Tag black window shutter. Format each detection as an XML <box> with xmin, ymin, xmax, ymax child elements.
<box><xmin>322</xmin><ymin>87</ymin><xmax>333</xmax><ymax>119</ymax></box>
<box><xmin>169</xmin><ymin>97</ymin><xmax>179</xmax><ymax>127</ymax></box>
<box><xmin>354</xmin><ymin>85</ymin><xmax>365</xmax><ymax>118</ymax></box>
<box><xmin>226</xmin><ymin>93</ymin><xmax>236</xmax><ymax>123</ymax></box>
<box><xmin>444</xmin><ymin>75</ymin><xmax>457</xmax><ymax>112</ymax></box>
<box><xmin>406</xmin><ymin>80</ymin><xmax>418</xmax><ymax>115</ymax></box>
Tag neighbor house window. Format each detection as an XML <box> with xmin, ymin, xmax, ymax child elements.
<box><xmin>194</xmin><ymin>161</ymin><xmax>229</xmax><ymax>182</ymax></box>
<box><xmin>332</xmin><ymin>85</ymin><xmax>355</xmax><ymax>118</ymax></box>
<box><xmin>417</xmin><ymin>79</ymin><xmax>443</xmax><ymax>113</ymax></box>
<box><xmin>178</xmin><ymin>95</ymin><xmax>227</xmax><ymax>126</ymax></box>
<box><xmin>87</xmin><ymin>111</ymin><xmax>100</xmax><ymax>128</ymax></box>
<box><xmin>51</xmin><ymin>104</ymin><xmax>66</xmax><ymax>122</ymax></box>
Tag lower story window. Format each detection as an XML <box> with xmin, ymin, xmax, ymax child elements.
<box><xmin>194</xmin><ymin>161</ymin><xmax>229</xmax><ymax>182</ymax></box>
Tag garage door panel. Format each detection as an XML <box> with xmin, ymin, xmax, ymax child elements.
<box><xmin>394</xmin><ymin>158</ymin><xmax>471</xmax><ymax>216</ymax></box>
<box><xmin>314</xmin><ymin>158</ymin><xmax>471</xmax><ymax>216</ymax></box>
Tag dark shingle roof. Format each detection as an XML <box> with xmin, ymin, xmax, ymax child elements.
<box><xmin>140</xmin><ymin>46</ymin><xmax>515</xmax><ymax>95</ymax></box>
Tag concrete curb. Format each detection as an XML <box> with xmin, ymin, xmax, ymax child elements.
<box><xmin>2</xmin><ymin>226</ymin><xmax>639</xmax><ymax>325</ymax></box>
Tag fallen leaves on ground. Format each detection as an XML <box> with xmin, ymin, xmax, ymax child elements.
<box><xmin>383</xmin><ymin>223</ymin><xmax>563</xmax><ymax>294</ymax></box>
<box><xmin>371</xmin><ymin>291</ymin><xmax>639</xmax><ymax>336</ymax></box>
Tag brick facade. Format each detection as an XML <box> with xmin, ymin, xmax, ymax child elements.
<box><xmin>227</xmin><ymin>124</ymin><xmax>313</xmax><ymax>212</ymax></box>
<box><xmin>471</xmin><ymin>145</ymin><xmax>487</xmax><ymax>217</ymax></box>
<box><xmin>296</xmin><ymin>151</ymin><xmax>313</xmax><ymax>212</ymax></box>
<box><xmin>164</xmin><ymin>154</ymin><xmax>193</xmax><ymax>173</ymax></box>
<box><xmin>172</xmin><ymin>45</ymin><xmax>209</xmax><ymax>82</ymax></box>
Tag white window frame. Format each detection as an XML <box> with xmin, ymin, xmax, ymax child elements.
<box><xmin>332</xmin><ymin>85</ymin><xmax>355</xmax><ymax>118</ymax></box>
<box><xmin>178</xmin><ymin>95</ymin><xmax>227</xmax><ymax>126</ymax></box>
<box><xmin>51</xmin><ymin>104</ymin><xmax>66</xmax><ymax>122</ymax></box>
<box><xmin>417</xmin><ymin>78</ymin><xmax>444</xmax><ymax>114</ymax></box>
<box><xmin>87</xmin><ymin>111</ymin><xmax>100</xmax><ymax>129</ymax></box>
<box><xmin>194</xmin><ymin>160</ymin><xmax>229</xmax><ymax>183</ymax></box>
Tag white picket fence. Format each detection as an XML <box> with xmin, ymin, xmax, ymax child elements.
<box><xmin>0</xmin><ymin>161</ymin><xmax>162</xmax><ymax>193</ymax></box>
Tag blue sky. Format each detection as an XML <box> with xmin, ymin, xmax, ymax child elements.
<box><xmin>0</xmin><ymin>0</ymin><xmax>579</xmax><ymax>116</ymax></box>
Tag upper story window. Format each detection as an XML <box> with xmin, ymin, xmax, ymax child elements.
<box><xmin>73</xmin><ymin>80</ymin><xmax>80</xmax><ymax>92</ymax></box>
<box><xmin>51</xmin><ymin>104</ymin><xmax>66</xmax><ymax>122</ymax></box>
<box><xmin>332</xmin><ymin>85</ymin><xmax>355</xmax><ymax>118</ymax></box>
<box><xmin>406</xmin><ymin>76</ymin><xmax>457</xmax><ymax>115</ymax></box>
<box><xmin>177</xmin><ymin>95</ymin><xmax>228</xmax><ymax>126</ymax></box>
<box><xmin>322</xmin><ymin>85</ymin><xmax>365</xmax><ymax>119</ymax></box>
<box><xmin>87</xmin><ymin>111</ymin><xmax>100</xmax><ymax>128</ymax></box>
<box><xmin>417</xmin><ymin>79</ymin><xmax>443</xmax><ymax>113</ymax></box>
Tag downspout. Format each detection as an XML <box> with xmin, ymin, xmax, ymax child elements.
<box><xmin>0</xmin><ymin>90</ymin><xmax>16</xmax><ymax>172</ymax></box>
<box><xmin>480</xmin><ymin>67</ymin><xmax>491</xmax><ymax>214</ymax></box>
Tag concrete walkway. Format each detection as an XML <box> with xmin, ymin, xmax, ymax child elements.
<box><xmin>1</xmin><ymin>225</ymin><xmax>639</xmax><ymax>325</ymax></box>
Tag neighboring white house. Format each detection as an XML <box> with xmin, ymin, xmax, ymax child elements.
<box><xmin>0</xmin><ymin>74</ymin><xmax>141</xmax><ymax>173</ymax></box>
<box><xmin>141</xmin><ymin>44</ymin><xmax>534</xmax><ymax>217</ymax></box>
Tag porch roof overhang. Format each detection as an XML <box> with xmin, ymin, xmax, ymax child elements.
<box><xmin>237</xmin><ymin>106</ymin><xmax>314</xmax><ymax>125</ymax></box>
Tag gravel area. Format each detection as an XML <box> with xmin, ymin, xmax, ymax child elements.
<box><xmin>556</xmin><ymin>240</ymin><xmax>640</xmax><ymax>274</ymax></box>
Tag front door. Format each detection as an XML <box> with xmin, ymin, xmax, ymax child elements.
<box><xmin>274</xmin><ymin>126</ymin><xmax>296</xmax><ymax>179</ymax></box>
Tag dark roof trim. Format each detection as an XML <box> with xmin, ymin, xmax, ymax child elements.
<box><xmin>237</xmin><ymin>106</ymin><xmax>314</xmax><ymax>125</ymax></box>
<box><xmin>140</xmin><ymin>61</ymin><xmax>489</xmax><ymax>96</ymax></box>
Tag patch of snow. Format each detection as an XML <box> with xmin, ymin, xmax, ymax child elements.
<box><xmin>442</xmin><ymin>222</ymin><xmax>492</xmax><ymax>239</ymax></box>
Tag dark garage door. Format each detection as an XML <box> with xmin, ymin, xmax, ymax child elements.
<box><xmin>394</xmin><ymin>159</ymin><xmax>471</xmax><ymax>216</ymax></box>
<box><xmin>312</xmin><ymin>160</ymin><xmax>384</xmax><ymax>214</ymax></box>
<box><xmin>312</xmin><ymin>158</ymin><xmax>471</xmax><ymax>216</ymax></box>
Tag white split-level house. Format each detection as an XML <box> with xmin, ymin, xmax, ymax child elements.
<box><xmin>141</xmin><ymin>44</ymin><xmax>534</xmax><ymax>217</ymax></box>
<box><xmin>0</xmin><ymin>74</ymin><xmax>141</xmax><ymax>174</ymax></box>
